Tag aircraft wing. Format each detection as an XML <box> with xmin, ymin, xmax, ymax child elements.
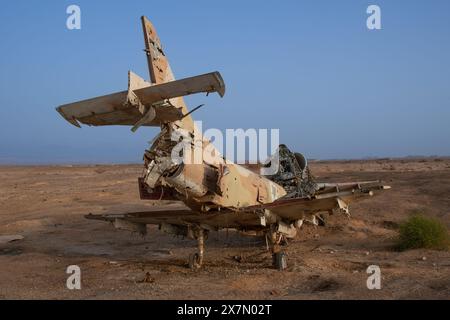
<box><xmin>85</xmin><ymin>182</ymin><xmax>390</xmax><ymax>232</ymax></box>
<box><xmin>56</xmin><ymin>71</ymin><xmax>225</xmax><ymax>128</ymax></box>
<box><xmin>85</xmin><ymin>206</ymin><xmax>261</xmax><ymax>230</ymax></box>
<box><xmin>240</xmin><ymin>181</ymin><xmax>391</xmax><ymax>221</ymax></box>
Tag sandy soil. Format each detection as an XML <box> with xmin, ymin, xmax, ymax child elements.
<box><xmin>0</xmin><ymin>159</ymin><xmax>449</xmax><ymax>299</ymax></box>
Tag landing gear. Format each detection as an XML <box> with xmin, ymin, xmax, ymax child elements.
<box><xmin>188</xmin><ymin>227</ymin><xmax>206</xmax><ymax>270</ymax></box>
<box><xmin>273</xmin><ymin>252</ymin><xmax>287</xmax><ymax>271</ymax></box>
<box><xmin>267</xmin><ymin>228</ymin><xmax>288</xmax><ymax>271</ymax></box>
<box><xmin>188</xmin><ymin>253</ymin><xmax>201</xmax><ymax>269</ymax></box>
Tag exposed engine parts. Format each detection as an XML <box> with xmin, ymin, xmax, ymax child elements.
<box><xmin>264</xmin><ymin>144</ymin><xmax>318</xmax><ymax>199</ymax></box>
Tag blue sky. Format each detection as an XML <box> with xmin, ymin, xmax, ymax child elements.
<box><xmin>0</xmin><ymin>0</ymin><xmax>449</xmax><ymax>163</ymax></box>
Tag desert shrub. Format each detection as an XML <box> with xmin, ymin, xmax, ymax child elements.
<box><xmin>397</xmin><ymin>214</ymin><xmax>449</xmax><ymax>251</ymax></box>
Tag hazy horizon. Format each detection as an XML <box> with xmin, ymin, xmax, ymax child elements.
<box><xmin>0</xmin><ymin>154</ymin><xmax>448</xmax><ymax>166</ymax></box>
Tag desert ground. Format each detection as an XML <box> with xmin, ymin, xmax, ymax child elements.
<box><xmin>0</xmin><ymin>159</ymin><xmax>449</xmax><ymax>299</ymax></box>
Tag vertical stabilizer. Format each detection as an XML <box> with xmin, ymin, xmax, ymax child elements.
<box><xmin>141</xmin><ymin>16</ymin><xmax>175</xmax><ymax>84</ymax></box>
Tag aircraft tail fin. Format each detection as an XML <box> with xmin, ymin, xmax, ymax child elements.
<box><xmin>57</xmin><ymin>17</ymin><xmax>225</xmax><ymax>134</ymax></box>
<box><xmin>140</xmin><ymin>16</ymin><xmax>225</xmax><ymax>133</ymax></box>
<box><xmin>141</xmin><ymin>16</ymin><xmax>175</xmax><ymax>84</ymax></box>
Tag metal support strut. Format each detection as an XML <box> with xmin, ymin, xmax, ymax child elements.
<box><xmin>268</xmin><ymin>227</ymin><xmax>288</xmax><ymax>271</ymax></box>
<box><xmin>197</xmin><ymin>229</ymin><xmax>205</xmax><ymax>266</ymax></box>
<box><xmin>188</xmin><ymin>227</ymin><xmax>206</xmax><ymax>269</ymax></box>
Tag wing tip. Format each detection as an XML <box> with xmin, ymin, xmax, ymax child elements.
<box><xmin>212</xmin><ymin>71</ymin><xmax>226</xmax><ymax>98</ymax></box>
<box><xmin>56</xmin><ymin>106</ymin><xmax>81</xmax><ymax>128</ymax></box>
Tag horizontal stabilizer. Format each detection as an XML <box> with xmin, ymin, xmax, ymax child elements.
<box><xmin>56</xmin><ymin>71</ymin><xmax>225</xmax><ymax>128</ymax></box>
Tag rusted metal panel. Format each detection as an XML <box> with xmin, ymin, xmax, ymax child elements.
<box><xmin>211</xmin><ymin>162</ymin><xmax>286</xmax><ymax>208</ymax></box>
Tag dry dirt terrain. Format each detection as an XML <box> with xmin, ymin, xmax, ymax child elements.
<box><xmin>0</xmin><ymin>159</ymin><xmax>449</xmax><ymax>299</ymax></box>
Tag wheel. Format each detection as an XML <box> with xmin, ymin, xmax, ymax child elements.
<box><xmin>273</xmin><ymin>252</ymin><xmax>287</xmax><ymax>271</ymax></box>
<box><xmin>188</xmin><ymin>253</ymin><xmax>201</xmax><ymax>269</ymax></box>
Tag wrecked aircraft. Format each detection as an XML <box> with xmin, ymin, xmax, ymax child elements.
<box><xmin>56</xmin><ymin>16</ymin><xmax>390</xmax><ymax>270</ymax></box>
